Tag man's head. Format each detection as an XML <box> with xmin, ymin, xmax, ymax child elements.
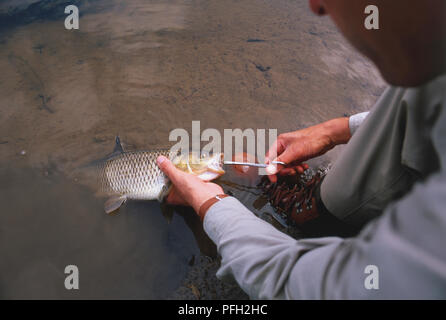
<box><xmin>310</xmin><ymin>0</ymin><xmax>446</xmax><ymax>87</ymax></box>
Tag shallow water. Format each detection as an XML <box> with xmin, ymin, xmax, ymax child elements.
<box><xmin>0</xmin><ymin>166</ymin><xmax>201</xmax><ymax>299</ymax></box>
<box><xmin>0</xmin><ymin>0</ymin><xmax>384</xmax><ymax>299</ymax></box>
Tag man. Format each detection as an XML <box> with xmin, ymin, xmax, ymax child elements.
<box><xmin>157</xmin><ymin>0</ymin><xmax>446</xmax><ymax>299</ymax></box>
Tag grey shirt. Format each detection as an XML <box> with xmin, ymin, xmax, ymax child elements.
<box><xmin>203</xmin><ymin>76</ymin><xmax>446</xmax><ymax>299</ymax></box>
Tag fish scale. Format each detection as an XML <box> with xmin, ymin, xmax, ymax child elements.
<box><xmin>99</xmin><ymin>150</ymin><xmax>173</xmax><ymax>201</ymax></box>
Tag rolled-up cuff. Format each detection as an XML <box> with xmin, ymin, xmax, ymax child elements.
<box><xmin>349</xmin><ymin>111</ymin><xmax>370</xmax><ymax>136</ymax></box>
<box><xmin>203</xmin><ymin>196</ymin><xmax>255</xmax><ymax>244</ymax></box>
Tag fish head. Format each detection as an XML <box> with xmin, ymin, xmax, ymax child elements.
<box><xmin>172</xmin><ymin>152</ymin><xmax>225</xmax><ymax>181</ymax></box>
<box><xmin>198</xmin><ymin>152</ymin><xmax>225</xmax><ymax>181</ymax></box>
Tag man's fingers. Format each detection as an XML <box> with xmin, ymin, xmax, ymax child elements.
<box><xmin>157</xmin><ymin>156</ymin><xmax>183</xmax><ymax>184</ymax></box>
<box><xmin>166</xmin><ymin>187</ymin><xmax>188</xmax><ymax>206</ymax></box>
<box><xmin>265</xmin><ymin>139</ymin><xmax>285</xmax><ymax>164</ymax></box>
<box><xmin>267</xmin><ymin>173</ymin><xmax>277</xmax><ymax>183</ymax></box>
<box><xmin>274</xmin><ymin>147</ymin><xmax>304</xmax><ymax>165</ymax></box>
<box><xmin>266</xmin><ymin>145</ymin><xmax>294</xmax><ymax>177</ymax></box>
<box><xmin>272</xmin><ymin>162</ymin><xmax>309</xmax><ymax>178</ymax></box>
<box><xmin>265</xmin><ymin>149</ymin><xmax>293</xmax><ymax>176</ymax></box>
<box><xmin>279</xmin><ymin>167</ymin><xmax>297</xmax><ymax>176</ymax></box>
<box><xmin>266</xmin><ymin>164</ymin><xmax>279</xmax><ymax>175</ymax></box>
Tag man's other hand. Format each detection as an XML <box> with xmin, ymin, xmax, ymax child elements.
<box><xmin>265</xmin><ymin>117</ymin><xmax>351</xmax><ymax>182</ymax></box>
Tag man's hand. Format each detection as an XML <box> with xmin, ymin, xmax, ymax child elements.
<box><xmin>265</xmin><ymin>117</ymin><xmax>351</xmax><ymax>182</ymax></box>
<box><xmin>157</xmin><ymin>156</ymin><xmax>224</xmax><ymax>213</ymax></box>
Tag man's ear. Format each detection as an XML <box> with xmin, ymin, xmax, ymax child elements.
<box><xmin>309</xmin><ymin>0</ymin><xmax>327</xmax><ymax>16</ymax></box>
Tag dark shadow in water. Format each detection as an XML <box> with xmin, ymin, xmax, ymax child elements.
<box><xmin>0</xmin><ymin>166</ymin><xmax>201</xmax><ymax>299</ymax></box>
<box><xmin>0</xmin><ymin>0</ymin><xmax>100</xmax><ymax>31</ymax></box>
<box><xmin>172</xmin><ymin>206</ymin><xmax>217</xmax><ymax>258</ymax></box>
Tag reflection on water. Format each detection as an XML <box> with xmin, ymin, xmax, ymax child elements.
<box><xmin>0</xmin><ymin>0</ymin><xmax>384</xmax><ymax>298</ymax></box>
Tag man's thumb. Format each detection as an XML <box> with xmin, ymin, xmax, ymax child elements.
<box><xmin>157</xmin><ymin>156</ymin><xmax>179</xmax><ymax>180</ymax></box>
<box><xmin>266</xmin><ymin>150</ymin><xmax>295</xmax><ymax>174</ymax></box>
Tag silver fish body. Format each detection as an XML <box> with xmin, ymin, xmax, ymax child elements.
<box><xmin>98</xmin><ymin>149</ymin><xmax>174</xmax><ymax>203</ymax></box>
<box><xmin>97</xmin><ymin>137</ymin><xmax>225</xmax><ymax>214</ymax></box>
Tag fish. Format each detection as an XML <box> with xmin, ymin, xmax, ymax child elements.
<box><xmin>97</xmin><ymin>136</ymin><xmax>225</xmax><ymax>214</ymax></box>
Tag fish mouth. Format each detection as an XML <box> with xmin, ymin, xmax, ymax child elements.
<box><xmin>171</xmin><ymin>152</ymin><xmax>225</xmax><ymax>176</ymax></box>
<box><xmin>206</xmin><ymin>153</ymin><xmax>225</xmax><ymax>175</ymax></box>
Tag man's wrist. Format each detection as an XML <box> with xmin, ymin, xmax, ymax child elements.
<box><xmin>323</xmin><ymin>117</ymin><xmax>351</xmax><ymax>145</ymax></box>
<box><xmin>198</xmin><ymin>194</ymin><xmax>229</xmax><ymax>221</ymax></box>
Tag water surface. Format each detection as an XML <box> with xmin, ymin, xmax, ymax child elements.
<box><xmin>0</xmin><ymin>0</ymin><xmax>384</xmax><ymax>299</ymax></box>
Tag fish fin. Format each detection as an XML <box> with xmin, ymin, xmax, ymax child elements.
<box><xmin>160</xmin><ymin>202</ymin><xmax>174</xmax><ymax>224</ymax></box>
<box><xmin>104</xmin><ymin>136</ymin><xmax>125</xmax><ymax>160</ymax></box>
<box><xmin>112</xmin><ymin>135</ymin><xmax>124</xmax><ymax>154</ymax></box>
<box><xmin>104</xmin><ymin>195</ymin><xmax>127</xmax><ymax>214</ymax></box>
<box><xmin>157</xmin><ymin>181</ymin><xmax>173</xmax><ymax>202</ymax></box>
<box><xmin>77</xmin><ymin>136</ymin><xmax>125</xmax><ymax>169</ymax></box>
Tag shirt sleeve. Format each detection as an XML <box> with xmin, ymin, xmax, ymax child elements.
<box><xmin>203</xmin><ymin>172</ymin><xmax>446</xmax><ymax>299</ymax></box>
<box><xmin>349</xmin><ymin>111</ymin><xmax>370</xmax><ymax>136</ymax></box>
